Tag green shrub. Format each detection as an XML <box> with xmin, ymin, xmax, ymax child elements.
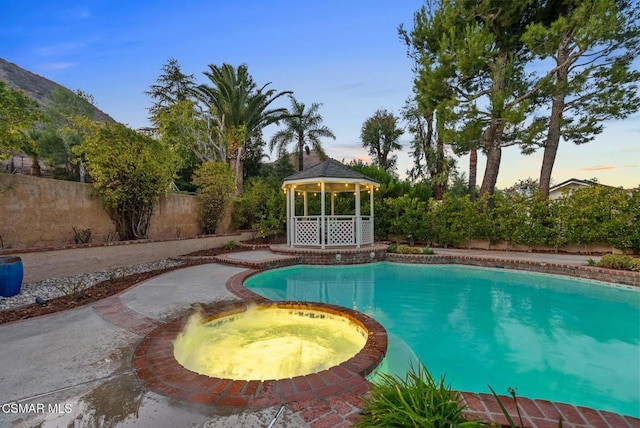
<box><xmin>192</xmin><ymin>161</ymin><xmax>235</xmax><ymax>235</ymax></box>
<box><xmin>356</xmin><ymin>363</ymin><xmax>480</xmax><ymax>427</ymax></box>
<box><xmin>595</xmin><ymin>254</ymin><xmax>640</xmax><ymax>271</ymax></box>
<box><xmin>392</xmin><ymin>244</ymin><xmax>421</xmax><ymax>254</ymax></box>
<box><xmin>387</xmin><ymin>245</ymin><xmax>435</xmax><ymax>255</ymax></box>
<box><xmin>431</xmin><ymin>194</ymin><xmax>476</xmax><ymax>247</ymax></box>
<box><xmin>73</xmin><ymin>120</ymin><xmax>178</xmax><ymax>240</ymax></box>
<box><xmin>233</xmin><ymin>177</ymin><xmax>285</xmax><ymax>237</ymax></box>
<box><xmin>385</xmin><ymin>195</ymin><xmax>433</xmax><ymax>243</ymax></box>
<box><xmin>224</xmin><ymin>240</ymin><xmax>237</xmax><ymax>250</ymax></box>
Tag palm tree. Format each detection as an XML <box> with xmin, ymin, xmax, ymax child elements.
<box><xmin>269</xmin><ymin>96</ymin><xmax>335</xmax><ymax>171</ymax></box>
<box><xmin>194</xmin><ymin>63</ymin><xmax>291</xmax><ymax>195</ymax></box>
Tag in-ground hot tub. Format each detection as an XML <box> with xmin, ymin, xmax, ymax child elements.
<box><xmin>133</xmin><ymin>300</ymin><xmax>387</xmax><ymax>406</ymax></box>
<box><xmin>174</xmin><ymin>303</ymin><xmax>368</xmax><ymax>380</ymax></box>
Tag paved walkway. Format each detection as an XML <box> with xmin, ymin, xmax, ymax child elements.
<box><xmin>0</xmin><ymin>249</ymin><xmax>636</xmax><ymax>428</ymax></box>
<box><xmin>434</xmin><ymin>248</ymin><xmax>601</xmax><ymax>265</ymax></box>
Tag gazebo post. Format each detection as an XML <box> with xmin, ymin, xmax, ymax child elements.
<box><xmin>370</xmin><ymin>185</ymin><xmax>375</xmax><ymax>246</ymax></box>
<box><xmin>303</xmin><ymin>191</ymin><xmax>308</xmax><ymax>216</ymax></box>
<box><xmin>331</xmin><ymin>192</ymin><xmax>335</xmax><ymax>216</ymax></box>
<box><xmin>286</xmin><ymin>186</ymin><xmax>291</xmax><ymax>247</ymax></box>
<box><xmin>355</xmin><ymin>183</ymin><xmax>361</xmax><ymax>248</ymax></box>
<box><xmin>289</xmin><ymin>186</ymin><xmax>296</xmax><ymax>247</ymax></box>
<box><xmin>320</xmin><ymin>182</ymin><xmax>326</xmax><ymax>249</ymax></box>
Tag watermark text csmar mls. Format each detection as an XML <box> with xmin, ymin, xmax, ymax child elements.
<box><xmin>1</xmin><ymin>402</ymin><xmax>72</xmax><ymax>414</ymax></box>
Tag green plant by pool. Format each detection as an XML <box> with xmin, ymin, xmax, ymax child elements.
<box><xmin>244</xmin><ymin>263</ymin><xmax>640</xmax><ymax>417</ymax></box>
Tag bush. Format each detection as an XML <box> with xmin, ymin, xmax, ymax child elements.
<box><xmin>595</xmin><ymin>254</ymin><xmax>640</xmax><ymax>271</ymax></box>
<box><xmin>192</xmin><ymin>161</ymin><xmax>235</xmax><ymax>235</ymax></box>
<box><xmin>557</xmin><ymin>186</ymin><xmax>633</xmax><ymax>250</ymax></box>
<box><xmin>431</xmin><ymin>194</ymin><xmax>476</xmax><ymax>247</ymax></box>
<box><xmin>356</xmin><ymin>363</ymin><xmax>478</xmax><ymax>427</ymax></box>
<box><xmin>73</xmin><ymin>120</ymin><xmax>177</xmax><ymax>240</ymax></box>
<box><xmin>233</xmin><ymin>177</ymin><xmax>285</xmax><ymax>236</ymax></box>
<box><xmin>387</xmin><ymin>245</ymin><xmax>434</xmax><ymax>255</ymax></box>
<box><xmin>385</xmin><ymin>195</ymin><xmax>433</xmax><ymax>243</ymax></box>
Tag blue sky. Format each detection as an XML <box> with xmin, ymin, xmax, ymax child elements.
<box><xmin>2</xmin><ymin>1</ymin><xmax>638</xmax><ymax>188</ymax></box>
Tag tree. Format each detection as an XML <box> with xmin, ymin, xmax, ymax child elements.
<box><xmin>269</xmin><ymin>96</ymin><xmax>335</xmax><ymax>171</ymax></box>
<box><xmin>0</xmin><ymin>81</ymin><xmax>39</xmax><ymax>160</ymax></box>
<box><xmin>35</xmin><ymin>87</ymin><xmax>99</xmax><ymax>181</ymax></box>
<box><xmin>360</xmin><ymin>109</ymin><xmax>403</xmax><ymax>173</ymax></box>
<box><xmin>401</xmin><ymin>100</ymin><xmax>453</xmax><ymax>199</ymax></box>
<box><xmin>193</xmin><ymin>63</ymin><xmax>291</xmax><ymax>196</ymax></box>
<box><xmin>522</xmin><ymin>0</ymin><xmax>640</xmax><ymax>196</ymax></box>
<box><xmin>145</xmin><ymin>59</ymin><xmax>203</xmax><ymax>191</ymax></box>
<box><xmin>401</xmin><ymin>0</ymin><xmax>545</xmax><ymax>197</ymax></box>
<box><xmin>73</xmin><ymin>120</ymin><xmax>178</xmax><ymax>240</ymax></box>
<box><xmin>145</xmin><ymin>58</ymin><xmax>196</xmax><ymax>119</ymax></box>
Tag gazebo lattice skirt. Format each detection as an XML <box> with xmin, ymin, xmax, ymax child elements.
<box><xmin>292</xmin><ymin>216</ymin><xmax>373</xmax><ymax>246</ymax></box>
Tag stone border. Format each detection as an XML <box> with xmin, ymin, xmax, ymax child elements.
<box><xmin>270</xmin><ymin>243</ymin><xmax>388</xmax><ymax>265</ymax></box>
<box><xmin>386</xmin><ymin>253</ymin><xmax>640</xmax><ymax>288</ymax></box>
<box><xmin>132</xmin><ymin>299</ymin><xmax>387</xmax><ymax>408</ymax></box>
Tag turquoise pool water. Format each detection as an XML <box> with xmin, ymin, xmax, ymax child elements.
<box><xmin>245</xmin><ymin>263</ymin><xmax>640</xmax><ymax>417</ymax></box>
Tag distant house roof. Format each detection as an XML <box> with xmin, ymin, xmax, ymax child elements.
<box><xmin>283</xmin><ymin>159</ymin><xmax>378</xmax><ymax>182</ymax></box>
<box><xmin>548</xmin><ymin>178</ymin><xmax>628</xmax><ymax>199</ymax></box>
<box><xmin>548</xmin><ymin>178</ymin><xmax>596</xmax><ymax>193</ymax></box>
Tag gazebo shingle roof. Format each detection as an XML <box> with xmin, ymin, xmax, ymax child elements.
<box><xmin>283</xmin><ymin>159</ymin><xmax>378</xmax><ymax>183</ymax></box>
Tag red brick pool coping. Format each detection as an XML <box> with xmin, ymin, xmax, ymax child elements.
<box><xmin>132</xmin><ymin>299</ymin><xmax>387</xmax><ymax>409</ymax></box>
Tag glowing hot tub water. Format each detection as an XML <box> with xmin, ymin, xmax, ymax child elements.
<box><xmin>173</xmin><ymin>304</ymin><xmax>368</xmax><ymax>381</ymax></box>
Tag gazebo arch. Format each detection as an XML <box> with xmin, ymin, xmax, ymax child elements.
<box><xmin>282</xmin><ymin>159</ymin><xmax>380</xmax><ymax>249</ymax></box>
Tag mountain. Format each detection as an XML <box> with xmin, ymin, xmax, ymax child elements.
<box><xmin>0</xmin><ymin>57</ymin><xmax>115</xmax><ymax>123</ymax></box>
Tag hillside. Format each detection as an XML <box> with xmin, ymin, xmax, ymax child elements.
<box><xmin>0</xmin><ymin>57</ymin><xmax>115</xmax><ymax>123</ymax></box>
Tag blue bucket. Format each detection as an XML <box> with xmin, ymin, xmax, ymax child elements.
<box><xmin>0</xmin><ymin>256</ymin><xmax>24</xmax><ymax>297</ymax></box>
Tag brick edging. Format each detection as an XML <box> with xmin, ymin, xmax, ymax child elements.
<box><xmin>386</xmin><ymin>253</ymin><xmax>640</xmax><ymax>288</ymax></box>
<box><xmin>131</xmin><ymin>300</ymin><xmax>386</xmax><ymax>408</ymax></box>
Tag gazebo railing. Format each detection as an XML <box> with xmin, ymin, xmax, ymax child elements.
<box><xmin>292</xmin><ymin>215</ymin><xmax>373</xmax><ymax>246</ymax></box>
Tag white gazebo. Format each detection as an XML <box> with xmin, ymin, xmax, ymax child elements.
<box><xmin>282</xmin><ymin>159</ymin><xmax>380</xmax><ymax>249</ymax></box>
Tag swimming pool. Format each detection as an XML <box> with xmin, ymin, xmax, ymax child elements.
<box><xmin>244</xmin><ymin>262</ymin><xmax>640</xmax><ymax>417</ymax></box>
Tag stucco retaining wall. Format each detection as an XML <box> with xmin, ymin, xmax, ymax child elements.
<box><xmin>0</xmin><ymin>174</ymin><xmax>203</xmax><ymax>249</ymax></box>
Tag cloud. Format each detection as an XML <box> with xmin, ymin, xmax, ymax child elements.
<box><xmin>34</xmin><ymin>42</ymin><xmax>87</xmax><ymax>57</ymax></box>
<box><xmin>581</xmin><ymin>165</ymin><xmax>638</xmax><ymax>172</ymax></box>
<box><xmin>41</xmin><ymin>62</ymin><xmax>76</xmax><ymax>71</ymax></box>
<box><xmin>328</xmin><ymin>82</ymin><xmax>364</xmax><ymax>93</ymax></box>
